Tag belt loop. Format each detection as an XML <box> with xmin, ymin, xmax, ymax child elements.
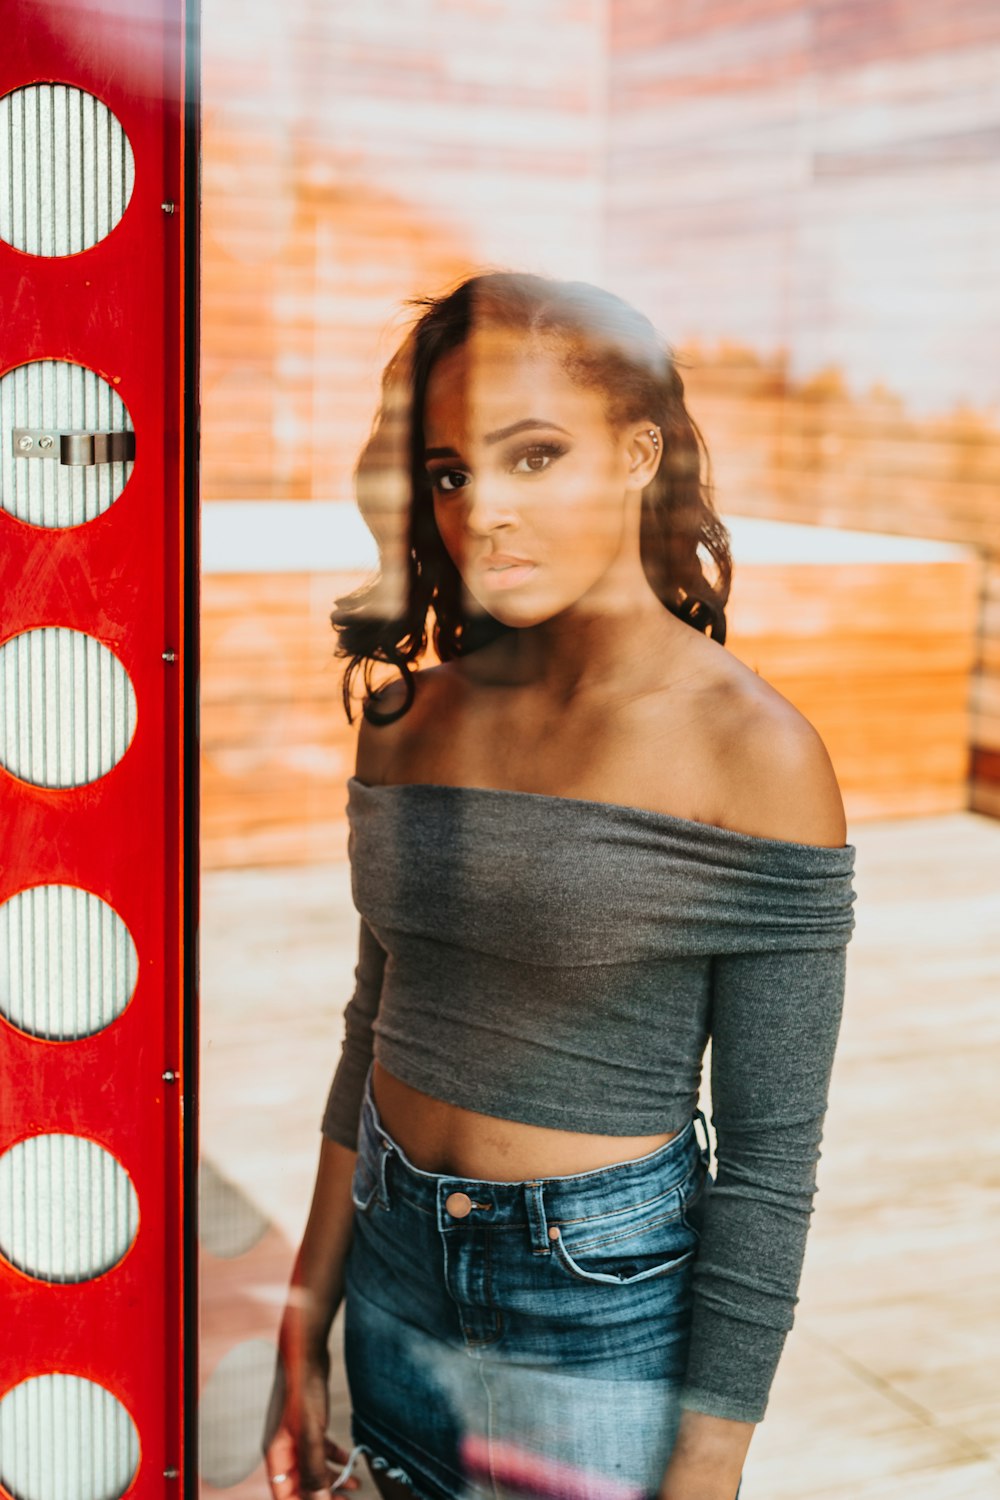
<box><xmin>693</xmin><ymin>1107</ymin><xmax>712</xmax><ymax>1168</ymax></box>
<box><xmin>375</xmin><ymin>1136</ymin><xmax>395</xmax><ymax>1211</ymax></box>
<box><xmin>523</xmin><ymin>1181</ymin><xmax>551</xmax><ymax>1253</ymax></box>
<box><xmin>361</xmin><ymin>1061</ymin><xmax>395</xmax><ymax>1210</ymax></box>
<box><xmin>359</xmin><ymin>1065</ymin><xmax>376</xmax><ymax>1139</ymax></box>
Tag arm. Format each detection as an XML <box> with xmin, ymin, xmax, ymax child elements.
<box><xmin>657</xmin><ymin>944</ymin><xmax>849</xmax><ymax>1500</ymax></box>
<box><xmin>658</xmin><ymin>714</ymin><xmax>853</xmax><ymax>1499</ymax></box>
<box><xmin>264</xmin><ymin>696</ymin><xmax>391</xmax><ymax>1495</ymax></box>
<box><xmin>285</xmin><ymin>1137</ymin><xmax>360</xmax><ymax>1357</ymax></box>
<box><xmin>309</xmin><ymin>912</ymin><xmax>389</xmax><ymax>1319</ymax></box>
<box><xmin>657</xmin><ymin>1411</ymin><xmax>754</xmax><ymax>1500</ymax></box>
<box><xmin>660</xmin><ymin>942</ymin><xmax>848</xmax><ymax>1498</ymax></box>
<box><xmin>320</xmin><ymin>684</ymin><xmax>394</xmax><ymax>1152</ymax></box>
<box><xmin>320</xmin><ymin>916</ymin><xmax>389</xmax><ymax>1149</ymax></box>
<box><xmin>304</xmin><ymin>911</ymin><xmax>388</xmax><ymax>1327</ymax></box>
<box><xmin>262</xmin><ymin>916</ymin><xmax>388</xmax><ymax>1497</ymax></box>
<box><xmin>682</xmin><ymin>942</ymin><xmax>849</xmax><ymax>1422</ymax></box>
<box><xmin>263</xmin><ymin>1138</ymin><xmax>363</xmax><ymax>1495</ymax></box>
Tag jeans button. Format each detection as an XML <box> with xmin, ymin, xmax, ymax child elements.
<box><xmin>445</xmin><ymin>1191</ymin><xmax>474</xmax><ymax>1218</ymax></box>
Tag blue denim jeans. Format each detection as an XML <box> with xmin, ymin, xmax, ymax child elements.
<box><xmin>334</xmin><ymin>1063</ymin><xmax>744</xmax><ymax>1500</ymax></box>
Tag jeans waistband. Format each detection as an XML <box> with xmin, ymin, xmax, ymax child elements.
<box><xmin>355</xmin><ymin>1063</ymin><xmax>710</xmax><ymax>1252</ymax></box>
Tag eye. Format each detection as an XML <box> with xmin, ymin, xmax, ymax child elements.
<box><xmin>430</xmin><ymin>468</ymin><xmax>471</xmax><ymax>494</ymax></box>
<box><xmin>510</xmin><ymin>442</ymin><xmax>567</xmax><ymax>475</ymax></box>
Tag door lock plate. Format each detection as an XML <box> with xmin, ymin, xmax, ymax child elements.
<box><xmin>12</xmin><ymin>427</ymin><xmax>136</xmax><ymax>466</ymax></box>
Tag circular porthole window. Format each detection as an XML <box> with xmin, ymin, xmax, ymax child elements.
<box><xmin>0</xmin><ymin>359</ymin><xmax>135</xmax><ymax>528</ymax></box>
<box><xmin>0</xmin><ymin>1373</ymin><xmax>139</xmax><ymax>1500</ymax></box>
<box><xmin>0</xmin><ymin>885</ymin><xmax>139</xmax><ymax>1040</ymax></box>
<box><xmin>0</xmin><ymin>84</ymin><xmax>135</xmax><ymax>256</ymax></box>
<box><xmin>0</xmin><ymin>1134</ymin><xmax>139</xmax><ymax>1283</ymax></box>
<box><xmin>199</xmin><ymin>1340</ymin><xmax>277</xmax><ymax>1487</ymax></box>
<box><xmin>0</xmin><ymin>627</ymin><xmax>138</xmax><ymax>788</ymax></box>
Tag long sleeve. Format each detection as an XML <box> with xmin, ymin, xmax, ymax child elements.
<box><xmin>320</xmin><ymin>916</ymin><xmax>388</xmax><ymax>1150</ymax></box>
<box><xmin>678</xmin><ymin>942</ymin><xmax>849</xmax><ymax>1424</ymax></box>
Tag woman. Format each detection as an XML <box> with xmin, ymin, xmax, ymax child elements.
<box><xmin>263</xmin><ymin>272</ymin><xmax>857</xmax><ymax>1500</ymax></box>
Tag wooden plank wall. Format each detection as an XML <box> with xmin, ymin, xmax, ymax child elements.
<box><xmin>200</xmin><ymin>0</ymin><xmax>999</xmax><ymax>867</ymax></box>
<box><xmin>201</xmin><ymin>549</ymin><xmax>980</xmax><ymax>870</ymax></box>
<box><xmin>201</xmin><ymin>572</ymin><xmax>360</xmax><ymax>870</ymax></box>
<box><xmin>201</xmin><ymin>0</ymin><xmax>606</xmax><ymax>506</ymax></box>
<box><xmin>200</xmin><ymin>0</ymin><xmax>607</xmax><ymax>870</ymax></box>
<box><xmin>676</xmin><ymin>356</ymin><xmax>998</xmax><ymax>815</ymax></box>
<box><xmin>606</xmin><ymin>0</ymin><xmax>1000</xmax><ymax>815</ymax></box>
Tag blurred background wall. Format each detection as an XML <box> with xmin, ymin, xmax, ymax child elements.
<box><xmin>199</xmin><ymin>0</ymin><xmax>998</xmax><ymax>869</ymax></box>
<box><xmin>194</xmin><ymin>9</ymin><xmax>999</xmax><ymax>1494</ymax></box>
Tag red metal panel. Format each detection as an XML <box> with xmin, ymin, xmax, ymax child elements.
<box><xmin>0</xmin><ymin>1</ymin><xmax>195</xmax><ymax>1492</ymax></box>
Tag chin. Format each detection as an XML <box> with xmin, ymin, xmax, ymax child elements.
<box><xmin>465</xmin><ymin>588</ymin><xmax>550</xmax><ymax>630</ymax></box>
<box><xmin>463</xmin><ymin>570</ymin><xmax>588</xmax><ymax>629</ymax></box>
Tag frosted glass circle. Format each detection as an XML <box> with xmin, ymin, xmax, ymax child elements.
<box><xmin>199</xmin><ymin>1340</ymin><xmax>277</xmax><ymax>1487</ymax></box>
<box><xmin>0</xmin><ymin>84</ymin><xmax>135</xmax><ymax>255</ymax></box>
<box><xmin>0</xmin><ymin>1134</ymin><xmax>138</xmax><ymax>1283</ymax></box>
<box><xmin>0</xmin><ymin>885</ymin><xmax>138</xmax><ymax>1040</ymax></box>
<box><xmin>0</xmin><ymin>628</ymin><xmax>137</xmax><ymax>787</ymax></box>
<box><xmin>0</xmin><ymin>359</ymin><xmax>135</xmax><ymax>528</ymax></box>
<box><xmin>0</xmin><ymin>1373</ymin><xmax>138</xmax><ymax>1500</ymax></box>
<box><xmin>199</xmin><ymin>1159</ymin><xmax>269</xmax><ymax>1259</ymax></box>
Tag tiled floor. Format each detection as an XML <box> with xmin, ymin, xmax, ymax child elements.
<box><xmin>199</xmin><ymin>810</ymin><xmax>1000</xmax><ymax>1499</ymax></box>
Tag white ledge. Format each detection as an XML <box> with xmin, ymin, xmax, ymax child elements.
<box><xmin>200</xmin><ymin>500</ymin><xmax>975</xmax><ymax>575</ymax></box>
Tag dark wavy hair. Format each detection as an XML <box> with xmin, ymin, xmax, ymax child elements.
<box><xmin>332</xmin><ymin>269</ymin><xmax>733</xmax><ymax>724</ymax></box>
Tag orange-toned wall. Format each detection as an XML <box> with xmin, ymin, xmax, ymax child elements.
<box><xmin>202</xmin><ymin>0</ymin><xmax>607</xmax><ymax>506</ymax></box>
<box><xmin>605</xmin><ymin>0</ymin><xmax>1000</xmax><ymax>814</ymax></box>
<box><xmin>200</xmin><ymin>550</ymin><xmax>981</xmax><ymax>870</ymax></box>
<box><xmin>201</xmin><ymin>0</ymin><xmax>1000</xmax><ymax>869</ymax></box>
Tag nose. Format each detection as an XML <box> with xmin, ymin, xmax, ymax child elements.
<box><xmin>460</xmin><ymin>474</ymin><xmax>519</xmax><ymax>538</ymax></box>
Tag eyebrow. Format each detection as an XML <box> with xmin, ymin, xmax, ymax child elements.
<box><xmin>424</xmin><ymin>418</ymin><xmax>572</xmax><ymax>460</ymax></box>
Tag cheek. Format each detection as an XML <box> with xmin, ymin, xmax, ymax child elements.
<box><xmin>432</xmin><ymin>501</ymin><xmax>463</xmax><ymax>553</ymax></box>
<box><xmin>546</xmin><ymin>472</ymin><xmax>625</xmax><ymax>553</ymax></box>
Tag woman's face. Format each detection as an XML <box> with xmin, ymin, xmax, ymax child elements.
<box><xmin>422</xmin><ymin>326</ymin><xmax>656</xmax><ymax>628</ymax></box>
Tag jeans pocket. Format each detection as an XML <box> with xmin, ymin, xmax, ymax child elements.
<box><xmin>350</xmin><ymin>1148</ymin><xmax>381</xmax><ymax>1215</ymax></box>
<box><xmin>548</xmin><ymin>1188</ymin><xmax>699</xmax><ymax>1286</ymax></box>
<box><xmin>678</xmin><ymin>1161</ymin><xmax>712</xmax><ymax>1243</ymax></box>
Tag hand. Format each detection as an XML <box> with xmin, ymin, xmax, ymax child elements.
<box><xmin>266</xmin><ymin>1432</ymin><xmax>362</xmax><ymax>1500</ymax></box>
<box><xmin>655</xmin><ymin>1408</ymin><xmax>752</xmax><ymax>1500</ymax></box>
<box><xmin>656</xmin><ymin>1483</ymin><xmax>740</xmax><ymax>1500</ymax></box>
<box><xmin>262</xmin><ymin>1327</ymin><xmax>362</xmax><ymax>1498</ymax></box>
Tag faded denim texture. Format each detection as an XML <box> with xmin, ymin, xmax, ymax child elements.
<box><xmin>334</xmin><ymin>1065</ymin><xmax>745</xmax><ymax>1500</ymax></box>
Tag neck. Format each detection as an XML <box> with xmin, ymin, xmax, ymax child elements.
<box><xmin>490</xmin><ymin>549</ymin><xmax>696</xmax><ymax>706</ymax></box>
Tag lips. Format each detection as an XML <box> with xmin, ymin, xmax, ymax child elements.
<box><xmin>478</xmin><ymin>553</ymin><xmax>535</xmax><ymax>572</ymax></box>
<box><xmin>476</xmin><ymin>555</ymin><xmax>538</xmax><ymax>591</ymax></box>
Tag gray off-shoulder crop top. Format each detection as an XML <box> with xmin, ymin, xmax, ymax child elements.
<box><xmin>321</xmin><ymin>776</ymin><xmax>858</xmax><ymax>1424</ymax></box>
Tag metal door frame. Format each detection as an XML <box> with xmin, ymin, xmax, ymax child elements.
<box><xmin>0</xmin><ymin>1</ymin><xmax>200</xmax><ymax>1493</ymax></box>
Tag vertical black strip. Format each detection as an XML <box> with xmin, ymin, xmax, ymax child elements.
<box><xmin>181</xmin><ymin>0</ymin><xmax>202</xmax><ymax>1495</ymax></box>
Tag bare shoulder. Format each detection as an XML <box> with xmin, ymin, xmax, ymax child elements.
<box><xmin>353</xmin><ymin>662</ymin><xmax>457</xmax><ymax>786</ymax></box>
<box><xmin>710</xmin><ymin>665</ymin><xmax>848</xmax><ymax>849</ymax></box>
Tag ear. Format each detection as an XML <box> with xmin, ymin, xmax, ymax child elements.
<box><xmin>624</xmin><ymin>423</ymin><xmax>663</xmax><ymax>491</ymax></box>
